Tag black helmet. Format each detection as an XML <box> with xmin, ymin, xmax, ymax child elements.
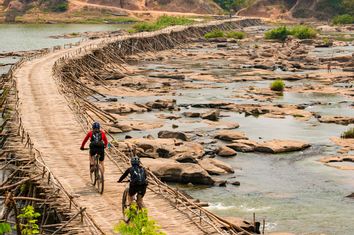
<box><xmin>131</xmin><ymin>156</ymin><xmax>140</xmax><ymax>166</ymax></box>
<box><xmin>92</xmin><ymin>122</ymin><xmax>100</xmax><ymax>129</ymax></box>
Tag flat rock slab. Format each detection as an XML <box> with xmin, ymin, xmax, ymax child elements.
<box><xmin>330</xmin><ymin>137</ymin><xmax>354</xmax><ymax>154</ymax></box>
<box><xmin>227</xmin><ymin>139</ymin><xmax>311</xmax><ymax>154</ymax></box>
<box><xmin>319</xmin><ymin>155</ymin><xmax>354</xmax><ymax>170</ymax></box>
<box><xmin>141</xmin><ymin>158</ymin><xmax>214</xmax><ymax>185</ymax></box>
<box><xmin>318</xmin><ymin>115</ymin><xmax>354</xmax><ymax>125</ymax></box>
<box><xmin>227</xmin><ymin>140</ymin><xmax>258</xmax><ymax>152</ymax></box>
<box><xmin>255</xmin><ymin>140</ymin><xmax>310</xmax><ymax>153</ymax></box>
<box><xmin>215</xmin><ymin>130</ymin><xmax>247</xmax><ymax>141</ymax></box>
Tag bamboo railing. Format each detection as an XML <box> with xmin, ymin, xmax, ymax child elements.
<box><xmin>51</xmin><ymin>18</ymin><xmax>263</xmax><ymax>234</ymax></box>
<box><xmin>0</xmin><ymin>51</ymin><xmax>104</xmax><ymax>234</ymax></box>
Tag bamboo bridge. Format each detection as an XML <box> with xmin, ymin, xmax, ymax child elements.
<box><xmin>0</xmin><ymin>18</ymin><xmax>262</xmax><ymax>234</ymax></box>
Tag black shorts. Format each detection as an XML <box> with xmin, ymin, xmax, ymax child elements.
<box><xmin>90</xmin><ymin>147</ymin><xmax>104</xmax><ymax>161</ymax></box>
<box><xmin>129</xmin><ymin>184</ymin><xmax>147</xmax><ymax>197</ymax></box>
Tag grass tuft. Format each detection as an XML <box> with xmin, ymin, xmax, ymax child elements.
<box><xmin>204</xmin><ymin>30</ymin><xmax>245</xmax><ymax>39</ymax></box>
<box><xmin>270</xmin><ymin>79</ymin><xmax>285</xmax><ymax>92</ymax></box>
<box><xmin>341</xmin><ymin>128</ymin><xmax>354</xmax><ymax>139</ymax></box>
<box><xmin>132</xmin><ymin>15</ymin><xmax>194</xmax><ymax>32</ymax></box>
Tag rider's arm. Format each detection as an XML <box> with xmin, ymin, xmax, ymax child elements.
<box><xmin>81</xmin><ymin>131</ymin><xmax>92</xmax><ymax>149</ymax></box>
<box><xmin>118</xmin><ymin>167</ymin><xmax>131</xmax><ymax>182</ymax></box>
<box><xmin>101</xmin><ymin>131</ymin><xmax>108</xmax><ymax>148</ymax></box>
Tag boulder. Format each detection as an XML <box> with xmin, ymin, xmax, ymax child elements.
<box><xmin>127</xmin><ymin>138</ymin><xmax>204</xmax><ymax>159</ymax></box>
<box><xmin>158</xmin><ymin>130</ymin><xmax>188</xmax><ymax>141</ymax></box>
<box><xmin>146</xmin><ymin>99</ymin><xmax>176</xmax><ymax>110</ymax></box>
<box><xmin>231</xmin><ymin>181</ymin><xmax>240</xmax><ymax>186</ymax></box>
<box><xmin>141</xmin><ymin>158</ymin><xmax>214</xmax><ymax>185</ymax></box>
<box><xmin>198</xmin><ymin>158</ymin><xmax>234</xmax><ymax>175</ymax></box>
<box><xmin>173</xmin><ymin>154</ymin><xmax>198</xmax><ymax>163</ymax></box>
<box><xmin>255</xmin><ymin>140</ymin><xmax>310</xmax><ymax>153</ymax></box>
<box><xmin>218</xmin><ymin>146</ymin><xmax>237</xmax><ymax>157</ymax></box>
<box><xmin>201</xmin><ymin>110</ymin><xmax>220</xmax><ymax>121</ymax></box>
<box><xmin>222</xmin><ymin>217</ymin><xmax>260</xmax><ymax>234</ymax></box>
<box><xmin>102</xmin><ymin>102</ymin><xmax>147</xmax><ymax>114</ymax></box>
<box><xmin>215</xmin><ymin>130</ymin><xmax>248</xmax><ymax>141</ymax></box>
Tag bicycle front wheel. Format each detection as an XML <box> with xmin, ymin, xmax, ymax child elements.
<box><xmin>97</xmin><ymin>165</ymin><xmax>104</xmax><ymax>194</ymax></box>
<box><xmin>90</xmin><ymin>162</ymin><xmax>96</xmax><ymax>186</ymax></box>
<box><xmin>122</xmin><ymin>188</ymin><xmax>129</xmax><ymax>221</ymax></box>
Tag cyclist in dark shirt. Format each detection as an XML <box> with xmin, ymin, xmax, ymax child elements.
<box><xmin>118</xmin><ymin>156</ymin><xmax>147</xmax><ymax>209</ymax></box>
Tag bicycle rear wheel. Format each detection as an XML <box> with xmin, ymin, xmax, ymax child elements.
<box><xmin>97</xmin><ymin>165</ymin><xmax>104</xmax><ymax>194</ymax></box>
<box><xmin>122</xmin><ymin>188</ymin><xmax>129</xmax><ymax>221</ymax></box>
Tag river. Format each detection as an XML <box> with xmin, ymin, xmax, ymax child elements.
<box><xmin>1</xmin><ymin>23</ymin><xmax>354</xmax><ymax>234</ymax></box>
<box><xmin>110</xmin><ymin>40</ymin><xmax>354</xmax><ymax>234</ymax></box>
<box><xmin>0</xmin><ymin>24</ymin><xmax>129</xmax><ymax>75</ymax></box>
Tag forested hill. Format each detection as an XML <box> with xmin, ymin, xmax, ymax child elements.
<box><xmin>214</xmin><ymin>0</ymin><xmax>354</xmax><ymax>20</ymax></box>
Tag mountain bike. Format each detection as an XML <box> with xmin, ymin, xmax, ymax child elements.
<box><xmin>82</xmin><ymin>148</ymin><xmax>104</xmax><ymax>194</ymax></box>
<box><xmin>119</xmin><ymin>180</ymin><xmax>145</xmax><ymax>222</ymax></box>
<box><xmin>90</xmin><ymin>153</ymin><xmax>104</xmax><ymax>194</ymax></box>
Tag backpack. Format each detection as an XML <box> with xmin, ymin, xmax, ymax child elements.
<box><xmin>130</xmin><ymin>166</ymin><xmax>146</xmax><ymax>186</ymax></box>
<box><xmin>90</xmin><ymin>131</ymin><xmax>104</xmax><ymax>148</ymax></box>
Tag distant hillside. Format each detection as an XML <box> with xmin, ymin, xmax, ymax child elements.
<box><xmin>236</xmin><ymin>0</ymin><xmax>353</xmax><ymax>20</ymax></box>
<box><xmin>1</xmin><ymin>0</ymin><xmax>221</xmax><ymax>23</ymax></box>
<box><xmin>86</xmin><ymin>0</ymin><xmax>221</xmax><ymax>14</ymax></box>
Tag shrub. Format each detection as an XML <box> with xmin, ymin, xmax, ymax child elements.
<box><xmin>332</xmin><ymin>14</ymin><xmax>354</xmax><ymax>25</ymax></box>
<box><xmin>341</xmin><ymin>127</ymin><xmax>354</xmax><ymax>139</ymax></box>
<box><xmin>290</xmin><ymin>25</ymin><xmax>317</xmax><ymax>39</ymax></box>
<box><xmin>51</xmin><ymin>1</ymin><xmax>68</xmax><ymax>12</ymax></box>
<box><xmin>264</xmin><ymin>26</ymin><xmax>290</xmax><ymax>41</ymax></box>
<box><xmin>270</xmin><ymin>79</ymin><xmax>285</xmax><ymax>92</ymax></box>
<box><xmin>226</xmin><ymin>31</ymin><xmax>245</xmax><ymax>39</ymax></box>
<box><xmin>114</xmin><ymin>204</ymin><xmax>165</xmax><ymax>235</ymax></box>
<box><xmin>204</xmin><ymin>30</ymin><xmax>224</xmax><ymax>38</ymax></box>
<box><xmin>133</xmin><ymin>16</ymin><xmax>193</xmax><ymax>32</ymax></box>
<box><xmin>204</xmin><ymin>30</ymin><xmax>245</xmax><ymax>39</ymax></box>
<box><xmin>0</xmin><ymin>222</ymin><xmax>11</xmax><ymax>234</ymax></box>
<box><xmin>322</xmin><ymin>37</ymin><xmax>332</xmax><ymax>46</ymax></box>
<box><xmin>17</xmin><ymin>205</ymin><xmax>40</xmax><ymax>235</ymax></box>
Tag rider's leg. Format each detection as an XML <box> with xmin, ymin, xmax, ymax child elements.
<box><xmin>136</xmin><ymin>185</ymin><xmax>147</xmax><ymax>209</ymax></box>
<box><xmin>127</xmin><ymin>194</ymin><xmax>134</xmax><ymax>206</ymax></box>
<box><xmin>98</xmin><ymin>147</ymin><xmax>105</xmax><ymax>174</ymax></box>
<box><xmin>99</xmin><ymin>161</ymin><xmax>105</xmax><ymax>175</ymax></box>
<box><xmin>137</xmin><ymin>194</ymin><xmax>145</xmax><ymax>209</ymax></box>
<box><xmin>89</xmin><ymin>150</ymin><xmax>94</xmax><ymax>170</ymax></box>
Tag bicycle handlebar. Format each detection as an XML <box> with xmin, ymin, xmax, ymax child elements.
<box><xmin>117</xmin><ymin>180</ymin><xmax>130</xmax><ymax>183</ymax></box>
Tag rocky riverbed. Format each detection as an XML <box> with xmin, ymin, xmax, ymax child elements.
<box><xmin>80</xmin><ymin>24</ymin><xmax>354</xmax><ymax>233</ymax></box>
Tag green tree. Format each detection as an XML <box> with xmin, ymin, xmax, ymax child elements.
<box><xmin>213</xmin><ymin>0</ymin><xmax>250</xmax><ymax>12</ymax></box>
<box><xmin>342</xmin><ymin>0</ymin><xmax>354</xmax><ymax>15</ymax></box>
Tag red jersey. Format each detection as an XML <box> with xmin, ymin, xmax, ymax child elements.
<box><xmin>81</xmin><ymin>130</ymin><xmax>108</xmax><ymax>149</ymax></box>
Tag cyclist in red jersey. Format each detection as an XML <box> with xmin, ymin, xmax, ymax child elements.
<box><xmin>80</xmin><ymin>122</ymin><xmax>108</xmax><ymax>174</ymax></box>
